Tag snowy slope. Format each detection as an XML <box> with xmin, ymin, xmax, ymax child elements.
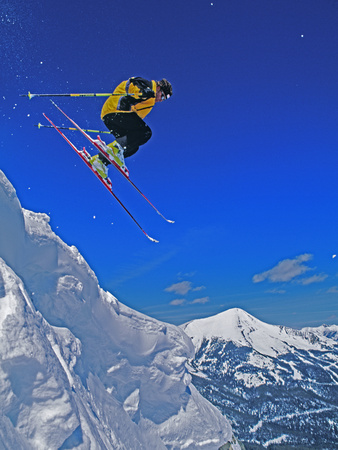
<box><xmin>0</xmin><ymin>170</ymin><xmax>240</xmax><ymax>450</ymax></box>
<box><xmin>181</xmin><ymin>308</ymin><xmax>338</xmax><ymax>448</ymax></box>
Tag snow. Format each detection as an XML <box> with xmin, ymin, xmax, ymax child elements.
<box><xmin>181</xmin><ymin>307</ymin><xmax>338</xmax><ymax>358</ymax></box>
<box><xmin>263</xmin><ymin>434</ymin><xmax>289</xmax><ymax>448</ymax></box>
<box><xmin>234</xmin><ymin>371</ymin><xmax>268</xmax><ymax>388</ymax></box>
<box><xmin>0</xmin><ymin>170</ymin><xmax>238</xmax><ymax>449</ymax></box>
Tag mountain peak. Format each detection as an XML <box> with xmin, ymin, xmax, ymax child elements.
<box><xmin>216</xmin><ymin>307</ymin><xmax>255</xmax><ymax>322</ymax></box>
<box><xmin>185</xmin><ymin>311</ymin><xmax>338</xmax><ymax>449</ymax></box>
<box><xmin>182</xmin><ymin>307</ymin><xmax>336</xmax><ymax>358</ymax></box>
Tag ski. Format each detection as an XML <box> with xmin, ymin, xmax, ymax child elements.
<box><xmin>50</xmin><ymin>100</ymin><xmax>174</xmax><ymax>224</ymax></box>
<box><xmin>43</xmin><ymin>113</ymin><xmax>159</xmax><ymax>243</ymax></box>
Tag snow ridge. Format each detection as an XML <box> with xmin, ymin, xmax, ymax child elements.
<box><xmin>0</xmin><ymin>170</ymin><xmax>238</xmax><ymax>450</ymax></box>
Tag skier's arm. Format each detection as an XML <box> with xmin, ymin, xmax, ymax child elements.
<box><xmin>118</xmin><ymin>77</ymin><xmax>155</xmax><ymax>111</ymax></box>
<box><xmin>119</xmin><ymin>90</ymin><xmax>154</xmax><ymax>111</ymax></box>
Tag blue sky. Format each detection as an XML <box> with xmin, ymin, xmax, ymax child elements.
<box><xmin>1</xmin><ymin>0</ymin><xmax>338</xmax><ymax>328</ymax></box>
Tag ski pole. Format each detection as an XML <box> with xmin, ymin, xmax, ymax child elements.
<box><xmin>35</xmin><ymin>122</ymin><xmax>111</xmax><ymax>134</ymax></box>
<box><xmin>21</xmin><ymin>91</ymin><xmax>133</xmax><ymax>100</ymax></box>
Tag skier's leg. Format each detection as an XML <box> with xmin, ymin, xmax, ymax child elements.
<box><xmin>103</xmin><ymin>113</ymin><xmax>152</xmax><ymax>158</ymax></box>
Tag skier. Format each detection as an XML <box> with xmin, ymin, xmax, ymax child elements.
<box><xmin>90</xmin><ymin>77</ymin><xmax>173</xmax><ymax>178</ymax></box>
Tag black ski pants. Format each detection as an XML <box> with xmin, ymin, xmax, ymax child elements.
<box><xmin>102</xmin><ymin>112</ymin><xmax>152</xmax><ymax>158</ymax></box>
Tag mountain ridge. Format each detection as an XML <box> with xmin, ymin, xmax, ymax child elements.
<box><xmin>0</xmin><ymin>170</ymin><xmax>240</xmax><ymax>450</ymax></box>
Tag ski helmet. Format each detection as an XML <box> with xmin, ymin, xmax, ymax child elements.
<box><xmin>157</xmin><ymin>79</ymin><xmax>172</xmax><ymax>99</ymax></box>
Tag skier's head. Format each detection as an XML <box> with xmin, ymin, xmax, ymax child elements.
<box><xmin>156</xmin><ymin>79</ymin><xmax>172</xmax><ymax>101</ymax></box>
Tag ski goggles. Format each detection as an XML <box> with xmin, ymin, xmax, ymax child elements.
<box><xmin>161</xmin><ymin>90</ymin><xmax>171</xmax><ymax>101</ymax></box>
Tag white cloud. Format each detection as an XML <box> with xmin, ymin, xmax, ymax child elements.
<box><xmin>297</xmin><ymin>273</ymin><xmax>328</xmax><ymax>285</ymax></box>
<box><xmin>177</xmin><ymin>271</ymin><xmax>196</xmax><ymax>279</ymax></box>
<box><xmin>253</xmin><ymin>254</ymin><xmax>313</xmax><ymax>283</ymax></box>
<box><xmin>327</xmin><ymin>286</ymin><xmax>338</xmax><ymax>294</ymax></box>
<box><xmin>192</xmin><ymin>285</ymin><xmax>206</xmax><ymax>292</ymax></box>
<box><xmin>190</xmin><ymin>296</ymin><xmax>210</xmax><ymax>305</ymax></box>
<box><xmin>165</xmin><ymin>281</ymin><xmax>192</xmax><ymax>295</ymax></box>
<box><xmin>266</xmin><ymin>289</ymin><xmax>286</xmax><ymax>294</ymax></box>
<box><xmin>165</xmin><ymin>280</ymin><xmax>208</xmax><ymax>305</ymax></box>
<box><xmin>170</xmin><ymin>299</ymin><xmax>186</xmax><ymax>306</ymax></box>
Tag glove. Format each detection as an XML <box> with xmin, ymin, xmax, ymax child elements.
<box><xmin>139</xmin><ymin>87</ymin><xmax>155</xmax><ymax>100</ymax></box>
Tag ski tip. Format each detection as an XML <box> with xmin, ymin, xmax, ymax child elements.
<box><xmin>146</xmin><ymin>234</ymin><xmax>159</xmax><ymax>243</ymax></box>
<box><xmin>157</xmin><ymin>212</ymin><xmax>175</xmax><ymax>223</ymax></box>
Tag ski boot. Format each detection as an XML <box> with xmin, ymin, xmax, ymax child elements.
<box><xmin>94</xmin><ymin>136</ymin><xmax>129</xmax><ymax>178</ymax></box>
<box><xmin>89</xmin><ymin>154</ymin><xmax>108</xmax><ymax>179</ymax></box>
<box><xmin>106</xmin><ymin>140</ymin><xmax>125</xmax><ymax>168</ymax></box>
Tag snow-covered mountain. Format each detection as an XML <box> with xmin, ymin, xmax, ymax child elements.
<box><xmin>182</xmin><ymin>308</ymin><xmax>338</xmax><ymax>449</ymax></box>
<box><xmin>0</xmin><ymin>169</ymin><xmax>241</xmax><ymax>450</ymax></box>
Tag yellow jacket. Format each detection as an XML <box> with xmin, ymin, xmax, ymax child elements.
<box><xmin>101</xmin><ymin>77</ymin><xmax>157</xmax><ymax>120</ymax></box>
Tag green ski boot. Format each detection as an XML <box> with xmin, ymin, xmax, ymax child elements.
<box><xmin>106</xmin><ymin>140</ymin><xmax>125</xmax><ymax>168</ymax></box>
<box><xmin>89</xmin><ymin>154</ymin><xmax>108</xmax><ymax>179</ymax></box>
